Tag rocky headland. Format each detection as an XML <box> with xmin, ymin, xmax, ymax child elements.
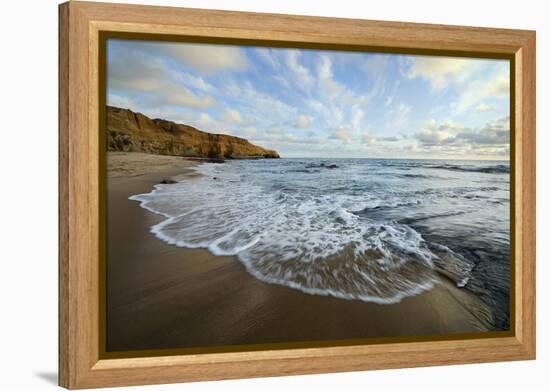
<box><xmin>106</xmin><ymin>106</ymin><xmax>279</xmax><ymax>159</ymax></box>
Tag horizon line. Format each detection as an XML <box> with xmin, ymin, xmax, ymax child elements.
<box><xmin>274</xmin><ymin>156</ymin><xmax>510</xmax><ymax>162</ymax></box>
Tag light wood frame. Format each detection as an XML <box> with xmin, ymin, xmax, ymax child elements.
<box><xmin>59</xmin><ymin>1</ymin><xmax>536</xmax><ymax>389</ymax></box>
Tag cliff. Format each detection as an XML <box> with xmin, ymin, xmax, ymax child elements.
<box><xmin>106</xmin><ymin>106</ymin><xmax>280</xmax><ymax>159</ymax></box>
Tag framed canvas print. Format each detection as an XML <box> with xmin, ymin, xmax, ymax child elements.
<box><xmin>58</xmin><ymin>1</ymin><xmax>536</xmax><ymax>389</ymax></box>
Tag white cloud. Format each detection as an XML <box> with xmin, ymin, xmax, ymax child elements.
<box><xmin>413</xmin><ymin>119</ymin><xmax>465</xmax><ymax>145</ymax></box>
<box><xmin>257</xmin><ymin>131</ymin><xmax>325</xmax><ymax>145</ymax></box>
<box><xmin>383</xmin><ymin>101</ymin><xmax>412</xmax><ymax>132</ymax></box>
<box><xmin>378</xmin><ymin>136</ymin><xmax>399</xmax><ymax>142</ymax></box>
<box><xmin>351</xmin><ymin>105</ymin><xmax>364</xmax><ymax>129</ymax></box>
<box><xmin>107</xmin><ymin>41</ymin><xmax>510</xmax><ymax>160</ymax></box>
<box><xmin>318</xmin><ymin>55</ymin><xmax>371</xmax><ymax>105</ymax></box>
<box><xmin>362</xmin><ymin>132</ymin><xmax>376</xmax><ymax>145</ymax></box>
<box><xmin>175</xmin><ymin>73</ymin><xmax>215</xmax><ymax>92</ymax></box>
<box><xmin>455</xmin><ymin>71</ymin><xmax>509</xmax><ymax>113</ymax></box>
<box><xmin>195</xmin><ymin>113</ymin><xmax>218</xmax><ymax>130</ymax></box>
<box><xmin>256</xmin><ymin>48</ymin><xmax>279</xmax><ymax>69</ymax></box>
<box><xmin>293</xmin><ymin>115</ymin><xmax>313</xmax><ymax>129</ymax></box>
<box><xmin>413</xmin><ymin>117</ymin><xmax>509</xmax><ymax>155</ymax></box>
<box><xmin>305</xmin><ymin>99</ymin><xmax>325</xmax><ymax>113</ymax></box>
<box><xmin>331</xmin><ymin>107</ymin><xmax>344</xmax><ymax>126</ymax></box>
<box><xmin>163</xmin><ymin>42</ymin><xmax>248</xmax><ymax>73</ymax></box>
<box><xmin>285</xmin><ymin>50</ymin><xmax>314</xmax><ymax>92</ymax></box>
<box><xmin>107</xmin><ymin>93</ymin><xmax>134</xmax><ymax>109</ymax></box>
<box><xmin>160</xmin><ymin>87</ymin><xmax>215</xmax><ymax>108</ymax></box>
<box><xmin>281</xmin><ymin>133</ymin><xmax>301</xmax><ymax>143</ymax></box>
<box><xmin>406</xmin><ymin>56</ymin><xmax>479</xmax><ymax>90</ymax></box>
<box><xmin>363</xmin><ymin>55</ymin><xmax>390</xmax><ymax>75</ymax></box>
<box><xmin>414</xmin><ymin>127</ymin><xmax>454</xmax><ymax>145</ymax></box>
<box><xmin>318</xmin><ymin>55</ymin><xmax>345</xmax><ymax>96</ymax></box>
<box><xmin>266</xmin><ymin>126</ymin><xmax>282</xmax><ymax>135</ymax></box>
<box><xmin>475</xmin><ymin>103</ymin><xmax>498</xmax><ymax>112</ymax></box>
<box><xmin>108</xmin><ymin>46</ymin><xmax>215</xmax><ymax>110</ymax></box>
<box><xmin>220</xmin><ymin>108</ymin><xmax>243</xmax><ymax>124</ymax></box>
<box><xmin>396</xmin><ymin>103</ymin><xmax>411</xmax><ymax>117</ymax></box>
<box><xmin>330</xmin><ymin>127</ymin><xmax>353</xmax><ymax>144</ymax></box>
<box><xmin>235</xmin><ymin>126</ymin><xmax>257</xmax><ymax>138</ymax></box>
<box><xmin>404</xmin><ymin>55</ymin><xmax>509</xmax><ymax>114</ymax></box>
<box><xmin>225</xmin><ymin>79</ymin><xmax>297</xmax><ymax>121</ymax></box>
<box><xmin>484</xmin><ymin>75</ymin><xmax>509</xmax><ymax>96</ymax></box>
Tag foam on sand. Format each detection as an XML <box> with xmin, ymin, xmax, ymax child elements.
<box><xmin>129</xmin><ymin>161</ymin><xmax>483</xmax><ymax>304</ymax></box>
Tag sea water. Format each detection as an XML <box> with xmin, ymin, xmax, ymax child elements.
<box><xmin>129</xmin><ymin>158</ymin><xmax>510</xmax><ymax>330</ymax></box>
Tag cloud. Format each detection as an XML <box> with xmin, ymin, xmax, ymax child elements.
<box><xmin>475</xmin><ymin>103</ymin><xmax>497</xmax><ymax>112</ymax></box>
<box><xmin>224</xmin><ymin>79</ymin><xmax>297</xmax><ymax>121</ymax></box>
<box><xmin>317</xmin><ymin>55</ymin><xmax>371</xmax><ymax>105</ymax></box>
<box><xmin>162</xmin><ymin>42</ymin><xmax>248</xmax><ymax>73</ymax></box>
<box><xmin>175</xmin><ymin>73</ymin><xmax>215</xmax><ymax>92</ymax></box>
<box><xmin>413</xmin><ymin>117</ymin><xmax>509</xmax><ymax>150</ymax></box>
<box><xmin>453</xmin><ymin>76</ymin><xmax>510</xmax><ymax>113</ymax></box>
<box><xmin>107</xmin><ymin>41</ymin><xmax>510</xmax><ymax>159</ymax></box>
<box><xmin>455</xmin><ymin>71</ymin><xmax>509</xmax><ymax>113</ymax></box>
<box><xmin>234</xmin><ymin>126</ymin><xmax>257</xmax><ymax>138</ymax></box>
<box><xmin>456</xmin><ymin>116</ymin><xmax>509</xmax><ymax>145</ymax></box>
<box><xmin>484</xmin><ymin>75</ymin><xmax>509</xmax><ymax>96</ymax></box>
<box><xmin>256</xmin><ymin>48</ymin><xmax>280</xmax><ymax>69</ymax></box>
<box><xmin>293</xmin><ymin>115</ymin><xmax>313</xmax><ymax>129</ymax></box>
<box><xmin>414</xmin><ymin>128</ymin><xmax>454</xmax><ymax>145</ymax></box>
<box><xmin>405</xmin><ymin>56</ymin><xmax>478</xmax><ymax>90</ymax></box>
<box><xmin>330</xmin><ymin>127</ymin><xmax>353</xmax><ymax>144</ymax></box>
<box><xmin>362</xmin><ymin>132</ymin><xmax>376</xmax><ymax>145</ymax></box>
<box><xmin>159</xmin><ymin>87</ymin><xmax>214</xmax><ymax>108</ymax></box>
<box><xmin>266</xmin><ymin>126</ymin><xmax>282</xmax><ymax>135</ymax></box>
<box><xmin>351</xmin><ymin>105</ymin><xmax>364</xmax><ymax>129</ymax></box>
<box><xmin>395</xmin><ymin>103</ymin><xmax>411</xmax><ymax>117</ymax></box>
<box><xmin>404</xmin><ymin>54</ymin><xmax>509</xmax><ymax>114</ymax></box>
<box><xmin>220</xmin><ymin>108</ymin><xmax>243</xmax><ymax>124</ymax></box>
<box><xmin>257</xmin><ymin>131</ymin><xmax>325</xmax><ymax>145</ymax></box>
<box><xmin>195</xmin><ymin>113</ymin><xmax>218</xmax><ymax>130</ymax></box>
<box><xmin>285</xmin><ymin>50</ymin><xmax>314</xmax><ymax>92</ymax></box>
<box><xmin>107</xmin><ymin>93</ymin><xmax>134</xmax><ymax>109</ymax></box>
<box><xmin>363</xmin><ymin>54</ymin><xmax>391</xmax><ymax>75</ymax></box>
<box><xmin>383</xmin><ymin>101</ymin><xmax>412</xmax><ymax>131</ymax></box>
<box><xmin>107</xmin><ymin>44</ymin><xmax>215</xmax><ymax>110</ymax></box>
<box><xmin>305</xmin><ymin>99</ymin><xmax>325</xmax><ymax>113</ymax></box>
<box><xmin>378</xmin><ymin>136</ymin><xmax>399</xmax><ymax>142</ymax></box>
<box><xmin>318</xmin><ymin>55</ymin><xmax>345</xmax><ymax>96</ymax></box>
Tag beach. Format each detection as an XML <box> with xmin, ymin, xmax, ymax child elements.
<box><xmin>106</xmin><ymin>152</ymin><xmax>494</xmax><ymax>353</ymax></box>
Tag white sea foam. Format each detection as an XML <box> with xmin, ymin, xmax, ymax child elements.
<box><xmin>129</xmin><ymin>160</ymin><xmax>481</xmax><ymax>304</ymax></box>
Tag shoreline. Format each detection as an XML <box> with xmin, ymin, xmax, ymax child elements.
<box><xmin>107</xmin><ymin>151</ymin><xmax>493</xmax><ymax>352</ymax></box>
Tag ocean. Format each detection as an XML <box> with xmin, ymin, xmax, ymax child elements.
<box><xmin>129</xmin><ymin>158</ymin><xmax>510</xmax><ymax>330</ymax></box>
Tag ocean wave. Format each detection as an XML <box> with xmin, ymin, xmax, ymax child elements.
<box><xmin>401</xmin><ymin>173</ymin><xmax>432</xmax><ymax>178</ymax></box>
<box><xmin>427</xmin><ymin>163</ymin><xmax>509</xmax><ymax>174</ymax></box>
<box><xmin>129</xmin><ymin>162</ymin><xmax>477</xmax><ymax>304</ymax></box>
<box><xmin>398</xmin><ymin>210</ymin><xmax>467</xmax><ymax>224</ymax></box>
<box><xmin>354</xmin><ymin>199</ymin><xmax>422</xmax><ymax>214</ymax></box>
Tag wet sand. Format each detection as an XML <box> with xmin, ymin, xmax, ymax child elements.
<box><xmin>106</xmin><ymin>152</ymin><xmax>492</xmax><ymax>352</ymax></box>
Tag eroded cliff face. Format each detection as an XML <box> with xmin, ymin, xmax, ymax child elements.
<box><xmin>106</xmin><ymin>106</ymin><xmax>280</xmax><ymax>159</ymax></box>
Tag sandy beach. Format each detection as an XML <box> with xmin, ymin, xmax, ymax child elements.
<box><xmin>106</xmin><ymin>152</ymin><xmax>493</xmax><ymax>353</ymax></box>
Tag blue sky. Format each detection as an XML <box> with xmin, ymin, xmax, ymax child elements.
<box><xmin>107</xmin><ymin>39</ymin><xmax>510</xmax><ymax>160</ymax></box>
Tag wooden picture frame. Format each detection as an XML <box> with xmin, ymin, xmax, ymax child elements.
<box><xmin>59</xmin><ymin>1</ymin><xmax>536</xmax><ymax>389</ymax></box>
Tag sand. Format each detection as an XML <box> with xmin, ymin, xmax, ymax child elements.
<box><xmin>106</xmin><ymin>152</ymin><xmax>492</xmax><ymax>353</ymax></box>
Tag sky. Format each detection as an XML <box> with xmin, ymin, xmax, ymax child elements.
<box><xmin>107</xmin><ymin>39</ymin><xmax>510</xmax><ymax>160</ymax></box>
